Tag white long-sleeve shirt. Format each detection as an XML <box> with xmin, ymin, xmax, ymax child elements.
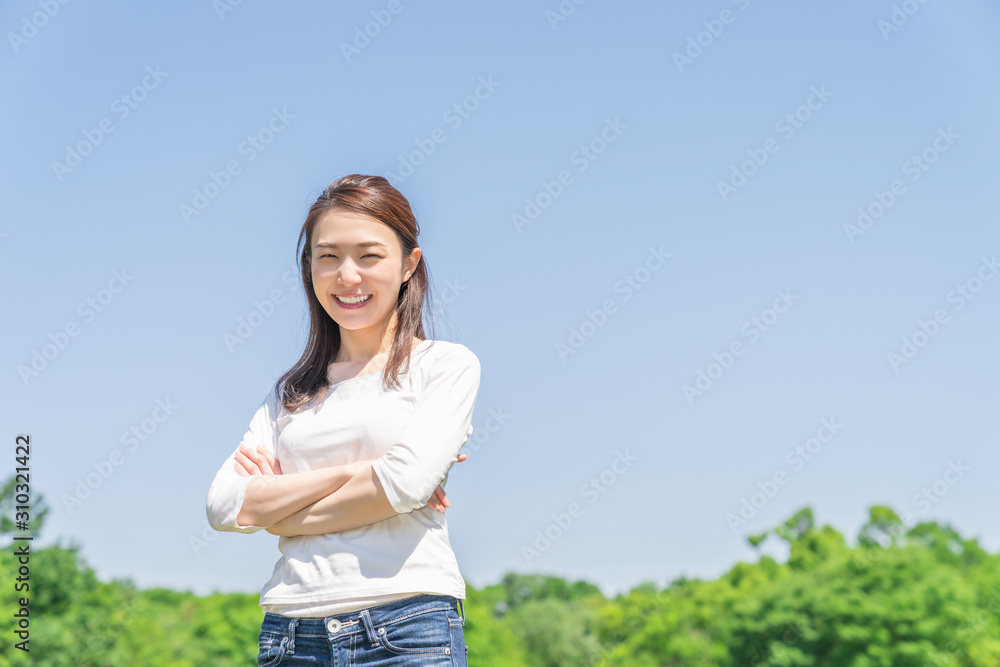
<box><xmin>205</xmin><ymin>339</ymin><xmax>481</xmax><ymax>616</ymax></box>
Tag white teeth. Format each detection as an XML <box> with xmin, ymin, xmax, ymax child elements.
<box><xmin>336</xmin><ymin>294</ymin><xmax>371</xmax><ymax>305</ymax></box>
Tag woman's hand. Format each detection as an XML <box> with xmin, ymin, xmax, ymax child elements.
<box><xmin>425</xmin><ymin>452</ymin><xmax>468</xmax><ymax>513</ymax></box>
<box><xmin>234</xmin><ymin>443</ymin><xmax>282</xmax><ymax>476</ymax></box>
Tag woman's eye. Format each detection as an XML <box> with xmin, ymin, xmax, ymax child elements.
<box><xmin>318</xmin><ymin>253</ymin><xmax>380</xmax><ymax>259</ymax></box>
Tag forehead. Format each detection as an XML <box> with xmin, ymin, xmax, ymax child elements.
<box><xmin>312</xmin><ymin>210</ymin><xmax>397</xmax><ymax>249</ymax></box>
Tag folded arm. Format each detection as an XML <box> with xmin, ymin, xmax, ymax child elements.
<box><xmin>238</xmin><ymin>460</ymin><xmax>368</xmax><ymax>528</ymax></box>
<box><xmin>206</xmin><ymin>443</ymin><xmax>365</xmax><ymax>533</ymax></box>
<box><xmin>266</xmin><ymin>463</ymin><xmax>397</xmax><ymax>535</ymax></box>
<box><xmin>267</xmin><ymin>345</ymin><xmax>481</xmax><ymax>536</ymax></box>
<box><xmin>264</xmin><ymin>453</ymin><xmax>466</xmax><ymax>536</ymax></box>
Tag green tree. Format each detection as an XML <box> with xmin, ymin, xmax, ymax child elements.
<box><xmin>4</xmin><ymin>471</ymin><xmax>1000</xmax><ymax>667</ymax></box>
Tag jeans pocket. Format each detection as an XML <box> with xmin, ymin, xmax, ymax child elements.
<box><xmin>257</xmin><ymin>630</ymin><xmax>287</xmax><ymax>666</ymax></box>
<box><xmin>376</xmin><ymin>607</ymin><xmax>453</xmax><ymax>656</ymax></box>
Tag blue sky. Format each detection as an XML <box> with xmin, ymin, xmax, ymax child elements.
<box><xmin>2</xmin><ymin>1</ymin><xmax>999</xmax><ymax>600</ymax></box>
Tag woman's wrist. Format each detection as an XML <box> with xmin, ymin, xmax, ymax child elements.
<box><xmin>322</xmin><ymin>460</ymin><xmax>374</xmax><ymax>495</ymax></box>
<box><xmin>351</xmin><ymin>459</ymin><xmax>377</xmax><ymax>478</ymax></box>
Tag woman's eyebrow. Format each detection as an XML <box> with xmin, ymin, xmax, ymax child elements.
<box><xmin>314</xmin><ymin>241</ymin><xmax>389</xmax><ymax>250</ymax></box>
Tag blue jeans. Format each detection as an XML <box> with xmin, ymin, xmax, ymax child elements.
<box><xmin>257</xmin><ymin>593</ymin><xmax>469</xmax><ymax>666</ymax></box>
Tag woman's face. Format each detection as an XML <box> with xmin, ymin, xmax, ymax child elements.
<box><xmin>310</xmin><ymin>209</ymin><xmax>419</xmax><ymax>336</ymax></box>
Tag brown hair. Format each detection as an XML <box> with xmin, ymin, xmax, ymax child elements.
<box><xmin>274</xmin><ymin>174</ymin><xmax>436</xmax><ymax>412</ymax></box>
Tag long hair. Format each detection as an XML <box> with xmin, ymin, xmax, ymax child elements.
<box><xmin>274</xmin><ymin>174</ymin><xmax>435</xmax><ymax>412</ymax></box>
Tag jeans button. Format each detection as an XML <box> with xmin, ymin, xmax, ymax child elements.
<box><xmin>327</xmin><ymin>618</ymin><xmax>342</xmax><ymax>633</ymax></box>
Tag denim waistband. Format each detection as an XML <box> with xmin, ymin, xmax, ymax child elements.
<box><xmin>260</xmin><ymin>593</ymin><xmax>465</xmax><ymax>645</ymax></box>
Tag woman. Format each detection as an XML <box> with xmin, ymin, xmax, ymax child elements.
<box><xmin>205</xmin><ymin>174</ymin><xmax>480</xmax><ymax>665</ymax></box>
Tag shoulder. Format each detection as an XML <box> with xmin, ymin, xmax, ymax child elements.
<box><xmin>263</xmin><ymin>383</ymin><xmax>283</xmax><ymax>414</ymax></box>
<box><xmin>265</xmin><ymin>379</ymin><xmax>292</xmax><ymax>416</ymax></box>
<box><xmin>421</xmin><ymin>339</ymin><xmax>479</xmax><ymax>363</ymax></box>
<box><xmin>418</xmin><ymin>339</ymin><xmax>481</xmax><ymax>375</ymax></box>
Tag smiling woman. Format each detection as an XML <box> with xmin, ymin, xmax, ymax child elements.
<box><xmin>205</xmin><ymin>174</ymin><xmax>478</xmax><ymax>666</ymax></box>
<box><xmin>311</xmin><ymin>214</ymin><xmax>415</xmax><ymax>327</ymax></box>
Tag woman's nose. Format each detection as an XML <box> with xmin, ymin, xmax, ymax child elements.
<box><xmin>337</xmin><ymin>261</ymin><xmax>360</xmax><ymax>283</ymax></box>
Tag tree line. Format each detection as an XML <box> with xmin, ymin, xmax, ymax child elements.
<box><xmin>1</xmin><ymin>475</ymin><xmax>998</xmax><ymax>666</ymax></box>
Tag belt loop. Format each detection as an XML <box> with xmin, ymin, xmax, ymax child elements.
<box><xmin>359</xmin><ymin>610</ymin><xmax>379</xmax><ymax>646</ymax></box>
<box><xmin>286</xmin><ymin>618</ymin><xmax>297</xmax><ymax>655</ymax></box>
<box><xmin>457</xmin><ymin>599</ymin><xmax>465</xmax><ymax>623</ymax></box>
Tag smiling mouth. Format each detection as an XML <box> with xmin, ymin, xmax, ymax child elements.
<box><xmin>334</xmin><ymin>294</ymin><xmax>372</xmax><ymax>305</ymax></box>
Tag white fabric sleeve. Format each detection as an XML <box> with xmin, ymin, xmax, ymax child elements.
<box><xmin>205</xmin><ymin>387</ymin><xmax>281</xmax><ymax>533</ymax></box>
<box><xmin>372</xmin><ymin>345</ymin><xmax>482</xmax><ymax>514</ymax></box>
